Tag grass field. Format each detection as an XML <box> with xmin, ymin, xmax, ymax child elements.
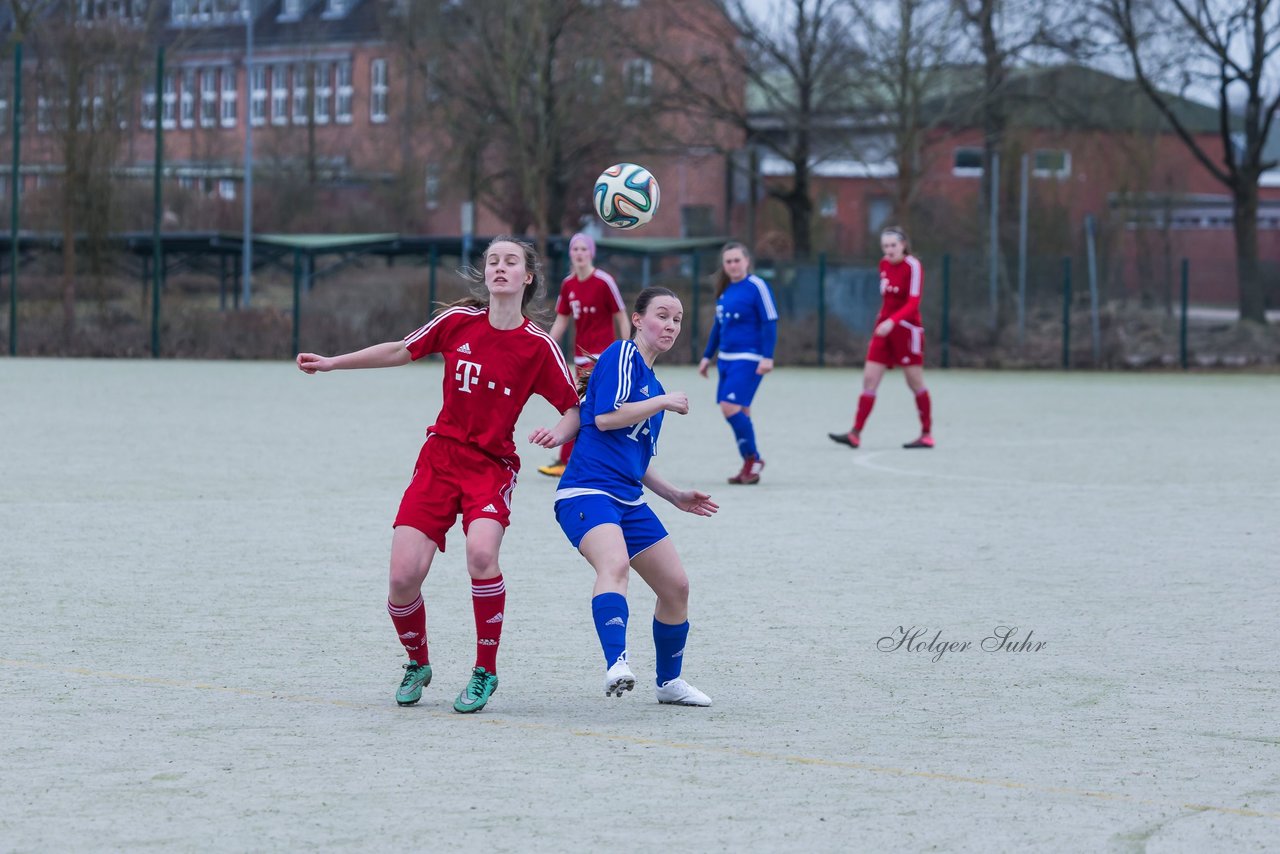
<box><xmin>2</xmin><ymin>358</ymin><xmax>1278</xmax><ymax>851</ymax></box>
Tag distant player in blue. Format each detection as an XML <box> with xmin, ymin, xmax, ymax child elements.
<box><xmin>698</xmin><ymin>241</ymin><xmax>779</xmax><ymax>484</ymax></box>
<box><xmin>555</xmin><ymin>286</ymin><xmax>718</xmax><ymax>706</ymax></box>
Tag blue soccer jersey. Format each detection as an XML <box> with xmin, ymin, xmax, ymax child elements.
<box><xmin>702</xmin><ymin>274</ymin><xmax>779</xmax><ymax>362</ymax></box>
<box><xmin>556</xmin><ymin>339</ymin><xmax>664</xmax><ymax>504</ymax></box>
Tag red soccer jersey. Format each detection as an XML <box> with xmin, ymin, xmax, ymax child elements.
<box><xmin>878</xmin><ymin>255</ymin><xmax>924</xmax><ymax>326</ymax></box>
<box><xmin>403</xmin><ymin>306</ymin><xmax>579</xmax><ymax>461</ymax></box>
<box><xmin>555</xmin><ymin>269</ymin><xmax>626</xmax><ymax>359</ymax></box>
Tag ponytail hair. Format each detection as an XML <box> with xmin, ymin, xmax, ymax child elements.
<box><xmin>575</xmin><ymin>285</ymin><xmax>681</xmax><ymax>397</ymax></box>
<box><xmin>713</xmin><ymin>241</ymin><xmax>751</xmax><ymax>298</ymax></box>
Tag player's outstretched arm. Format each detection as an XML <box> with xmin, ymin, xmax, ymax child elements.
<box><xmin>642</xmin><ymin>466</ymin><xmax>719</xmax><ymax>517</ymax></box>
<box><xmin>594</xmin><ymin>392</ymin><xmax>688</xmax><ymax>431</ymax></box>
<box><xmin>529</xmin><ymin>406</ymin><xmax>581</xmax><ymax>449</ymax></box>
<box><xmin>296</xmin><ymin>341</ymin><xmax>411</xmax><ymax>374</ymax></box>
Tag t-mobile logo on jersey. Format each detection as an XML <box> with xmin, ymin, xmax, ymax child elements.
<box><xmin>455</xmin><ymin>359</ymin><xmax>482</xmax><ymax>392</ymax></box>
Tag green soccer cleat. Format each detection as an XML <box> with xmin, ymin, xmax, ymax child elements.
<box><xmin>453</xmin><ymin>666</ymin><xmax>499</xmax><ymax>713</ymax></box>
<box><xmin>395</xmin><ymin>661</ymin><xmax>432</xmax><ymax>706</ymax></box>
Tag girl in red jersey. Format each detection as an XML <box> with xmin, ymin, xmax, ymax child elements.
<box><xmin>829</xmin><ymin>226</ymin><xmax>934</xmax><ymax>449</ymax></box>
<box><xmin>538</xmin><ymin>232</ymin><xmax>628</xmax><ymax>478</ymax></box>
<box><xmin>297</xmin><ymin>237</ymin><xmax>580</xmax><ymax>714</ymax></box>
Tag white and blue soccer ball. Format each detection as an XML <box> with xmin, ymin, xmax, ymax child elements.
<box><xmin>593</xmin><ymin>163</ymin><xmax>661</xmax><ymax>230</ymax></box>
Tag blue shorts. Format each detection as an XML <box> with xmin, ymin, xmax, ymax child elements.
<box><xmin>716</xmin><ymin>358</ymin><xmax>765</xmax><ymax>406</ymax></box>
<box><xmin>555</xmin><ymin>494</ymin><xmax>669</xmax><ymax>559</ymax></box>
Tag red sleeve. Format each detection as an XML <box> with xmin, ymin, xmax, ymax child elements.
<box><xmin>533</xmin><ymin>333</ymin><xmax>581</xmax><ymax>413</ymax></box>
<box><xmin>555</xmin><ymin>277</ymin><xmax>572</xmax><ymax>317</ymax></box>
<box><xmin>888</xmin><ymin>257</ymin><xmax>923</xmax><ymax>324</ymax></box>
<box><xmin>597</xmin><ymin>270</ymin><xmax>626</xmax><ymax>313</ymax></box>
<box><xmin>403</xmin><ymin>308</ymin><xmax>458</xmax><ymax>361</ymax></box>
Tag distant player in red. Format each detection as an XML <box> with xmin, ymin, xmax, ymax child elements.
<box><xmin>538</xmin><ymin>232</ymin><xmax>627</xmax><ymax>478</ymax></box>
<box><xmin>297</xmin><ymin>237</ymin><xmax>580</xmax><ymax>714</ymax></box>
<box><xmin>829</xmin><ymin>226</ymin><xmax>934</xmax><ymax>449</ymax></box>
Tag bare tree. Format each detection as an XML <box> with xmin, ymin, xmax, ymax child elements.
<box><xmin>15</xmin><ymin>0</ymin><xmax>155</xmax><ymax>342</ymax></box>
<box><xmin>845</xmin><ymin>0</ymin><xmax>961</xmax><ymax>236</ymax></box>
<box><xmin>1097</xmin><ymin>0</ymin><xmax>1279</xmax><ymax>324</ymax></box>
<box><xmin>637</xmin><ymin>0</ymin><xmax>860</xmax><ymax>259</ymax></box>
<box><xmin>388</xmin><ymin>0</ymin><xmax>655</xmax><ymax>242</ymax></box>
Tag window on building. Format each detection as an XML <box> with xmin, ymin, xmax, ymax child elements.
<box><xmin>280</xmin><ymin>0</ymin><xmax>303</xmax><ymax>19</ymax></box>
<box><xmin>0</xmin><ymin>78</ymin><xmax>8</xmax><ymax>130</ymax></box>
<box><xmin>292</xmin><ymin>64</ymin><xmax>309</xmax><ymax>125</ymax></box>
<box><xmin>250</xmin><ymin>65</ymin><xmax>267</xmax><ymax>126</ymax></box>
<box><xmin>139</xmin><ymin>92</ymin><xmax>154</xmax><ymax>130</ymax></box>
<box><xmin>623</xmin><ymin>59</ymin><xmax>651</xmax><ymax>105</ymax></box>
<box><xmin>171</xmin><ymin>0</ymin><xmax>192</xmax><ymax>23</ymax></box>
<box><xmin>218</xmin><ymin>178</ymin><xmax>236</xmax><ymax>201</ymax></box>
<box><xmin>424</xmin><ymin>163</ymin><xmax>441</xmax><ymax>210</ymax></box>
<box><xmin>680</xmin><ymin>204</ymin><xmax>714</xmax><ymax>237</ymax></box>
<box><xmin>162</xmin><ymin>71</ymin><xmax>177</xmax><ymax>128</ymax></box>
<box><xmin>114</xmin><ymin>71</ymin><xmax>129</xmax><ymax>129</ymax></box>
<box><xmin>370</xmin><ymin>58</ymin><xmax>388</xmax><ymax>123</ymax></box>
<box><xmin>180</xmin><ymin>69</ymin><xmax>195</xmax><ymax>128</ymax></box>
<box><xmin>221</xmin><ymin>67</ymin><xmax>237</xmax><ymax>127</ymax></box>
<box><xmin>201</xmin><ymin>68</ymin><xmax>217</xmax><ymax>127</ymax></box>
<box><xmin>336</xmin><ymin>60</ymin><xmax>353</xmax><ymax>123</ymax></box>
<box><xmin>271</xmin><ymin>64</ymin><xmax>288</xmax><ymax>125</ymax></box>
<box><xmin>314</xmin><ymin>62</ymin><xmax>332</xmax><ymax>124</ymax></box>
<box><xmin>819</xmin><ymin>193</ymin><xmax>837</xmax><ymax>218</ymax></box>
<box><xmin>952</xmin><ymin>147</ymin><xmax>983</xmax><ymax>177</ymax></box>
<box><xmin>323</xmin><ymin>0</ymin><xmax>348</xmax><ymax>16</ymax></box>
<box><xmin>867</xmin><ymin>197</ymin><xmax>893</xmax><ymax>234</ymax></box>
<box><xmin>1033</xmin><ymin>148</ymin><xmax>1071</xmax><ymax>179</ymax></box>
<box><xmin>196</xmin><ymin>0</ymin><xmax>213</xmax><ymax>22</ymax></box>
<box><xmin>575</xmin><ymin>58</ymin><xmax>605</xmax><ymax>91</ymax></box>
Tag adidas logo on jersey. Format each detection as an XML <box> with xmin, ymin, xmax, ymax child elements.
<box><xmin>458</xmin><ymin>342</ymin><xmax>472</xmax><ymax>354</ymax></box>
<box><xmin>727</xmin><ymin>392</ymin><xmax>737</xmax><ymax>400</ymax></box>
<box><xmin>486</xmin><ymin>612</ymin><xmax>504</xmax><ymax>624</ymax></box>
<box><xmin>481</xmin><ymin>503</ymin><xmax>498</xmax><ymax>513</ymax></box>
<box><xmin>605</xmin><ymin>617</ymin><xmax>625</xmax><ymax>627</ymax></box>
<box><xmin>639</xmin><ymin>385</ymin><xmax>650</xmax><ymax>396</ymax></box>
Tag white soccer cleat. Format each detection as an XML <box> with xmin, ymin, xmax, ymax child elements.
<box><xmin>604</xmin><ymin>659</ymin><xmax>636</xmax><ymax>698</ymax></box>
<box><xmin>656</xmin><ymin>678</ymin><xmax>712</xmax><ymax>707</ymax></box>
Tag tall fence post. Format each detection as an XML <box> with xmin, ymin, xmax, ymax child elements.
<box><xmin>988</xmin><ymin>150</ymin><xmax>1000</xmax><ymax>332</ymax></box>
<box><xmin>690</xmin><ymin>250</ymin><xmax>700</xmax><ymax>363</ymax></box>
<box><xmin>150</xmin><ymin>45</ymin><xmax>165</xmax><ymax>358</ymax></box>
<box><xmin>428</xmin><ymin>242</ymin><xmax>438</xmax><ymax>309</ymax></box>
<box><xmin>941</xmin><ymin>253</ymin><xmax>951</xmax><ymax>368</ymax></box>
<box><xmin>1084</xmin><ymin>214</ymin><xmax>1101</xmax><ymax>366</ymax></box>
<box><xmin>9</xmin><ymin>42</ymin><xmax>23</xmax><ymax>356</ymax></box>
<box><xmin>1062</xmin><ymin>256</ymin><xmax>1072</xmax><ymax>369</ymax></box>
<box><xmin>1018</xmin><ymin>153</ymin><xmax>1029</xmax><ymax>347</ymax></box>
<box><xmin>291</xmin><ymin>248</ymin><xmax>302</xmax><ymax>356</ymax></box>
<box><xmin>1180</xmin><ymin>258</ymin><xmax>1189</xmax><ymax>370</ymax></box>
<box><xmin>816</xmin><ymin>252</ymin><xmax>827</xmax><ymax>367</ymax></box>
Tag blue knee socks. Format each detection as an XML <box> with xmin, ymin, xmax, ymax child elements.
<box><xmin>726</xmin><ymin>412</ymin><xmax>758</xmax><ymax>458</ymax></box>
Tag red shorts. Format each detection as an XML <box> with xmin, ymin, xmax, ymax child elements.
<box><xmin>866</xmin><ymin>320</ymin><xmax>925</xmax><ymax>367</ymax></box>
<box><xmin>393</xmin><ymin>434</ymin><xmax>519</xmax><ymax>552</ymax></box>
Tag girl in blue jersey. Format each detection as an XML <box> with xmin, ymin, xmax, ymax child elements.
<box><xmin>697</xmin><ymin>242</ymin><xmax>779</xmax><ymax>485</ymax></box>
<box><xmin>555</xmin><ymin>286</ymin><xmax>719</xmax><ymax>706</ymax></box>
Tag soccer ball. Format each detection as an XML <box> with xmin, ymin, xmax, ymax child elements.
<box><xmin>593</xmin><ymin>163</ymin><xmax>660</xmax><ymax>230</ymax></box>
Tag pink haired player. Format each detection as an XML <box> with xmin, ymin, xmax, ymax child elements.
<box><xmin>538</xmin><ymin>232</ymin><xmax>628</xmax><ymax>478</ymax></box>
